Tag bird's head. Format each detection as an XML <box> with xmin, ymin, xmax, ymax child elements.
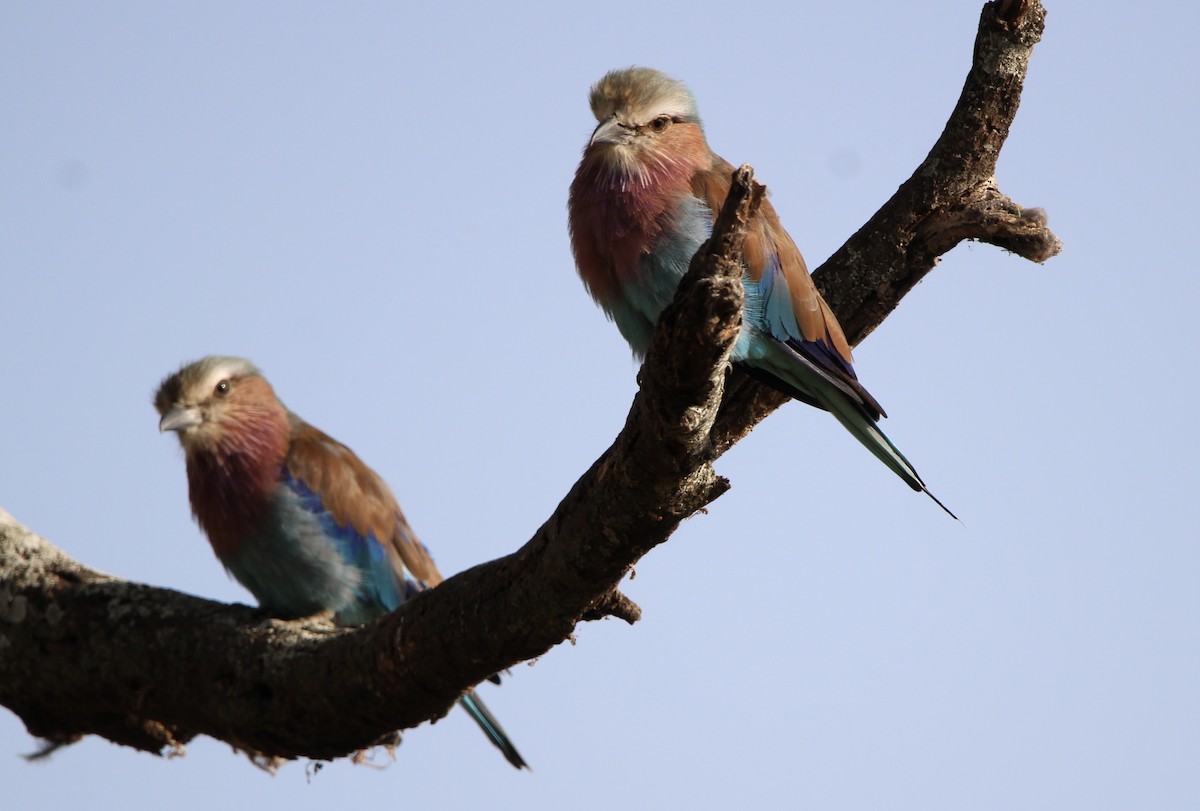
<box><xmin>582</xmin><ymin>67</ymin><xmax>706</xmax><ymax>174</ymax></box>
<box><xmin>154</xmin><ymin>355</ymin><xmax>286</xmax><ymax>454</ymax></box>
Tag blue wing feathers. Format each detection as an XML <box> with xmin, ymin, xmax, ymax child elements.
<box><xmin>282</xmin><ymin>472</ymin><xmax>416</xmax><ymax>618</ymax></box>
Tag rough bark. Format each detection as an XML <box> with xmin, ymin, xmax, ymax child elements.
<box><xmin>712</xmin><ymin>0</ymin><xmax>1058</xmax><ymax>453</ymax></box>
<box><xmin>0</xmin><ymin>0</ymin><xmax>1057</xmax><ymax>766</ymax></box>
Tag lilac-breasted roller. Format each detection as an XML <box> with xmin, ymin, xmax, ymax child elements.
<box><xmin>154</xmin><ymin>356</ymin><xmax>528</xmax><ymax>769</ymax></box>
<box><xmin>568</xmin><ymin>67</ymin><xmax>951</xmax><ymax>515</ymax></box>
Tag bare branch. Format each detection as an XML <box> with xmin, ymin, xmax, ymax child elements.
<box><xmin>0</xmin><ymin>168</ymin><xmax>764</xmax><ymax>762</ymax></box>
<box><xmin>0</xmin><ymin>0</ymin><xmax>1057</xmax><ymax>766</ymax></box>
<box><xmin>711</xmin><ymin>0</ymin><xmax>1058</xmax><ymax>454</ymax></box>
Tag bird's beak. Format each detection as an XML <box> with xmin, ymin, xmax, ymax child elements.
<box><xmin>158</xmin><ymin>404</ymin><xmax>202</xmax><ymax>433</ymax></box>
<box><xmin>589</xmin><ymin>114</ymin><xmax>632</xmax><ymax>147</ymax></box>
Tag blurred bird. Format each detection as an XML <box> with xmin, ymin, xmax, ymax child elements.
<box><xmin>568</xmin><ymin>67</ymin><xmax>951</xmax><ymax>515</ymax></box>
<box><xmin>154</xmin><ymin>355</ymin><xmax>528</xmax><ymax>769</ymax></box>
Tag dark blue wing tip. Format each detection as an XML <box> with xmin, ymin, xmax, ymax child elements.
<box><xmin>778</xmin><ymin>336</ymin><xmax>887</xmax><ymax>421</ymax></box>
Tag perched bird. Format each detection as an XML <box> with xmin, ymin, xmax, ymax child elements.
<box><xmin>569</xmin><ymin>67</ymin><xmax>951</xmax><ymax>515</ymax></box>
<box><xmin>154</xmin><ymin>355</ymin><xmax>527</xmax><ymax>769</ymax></box>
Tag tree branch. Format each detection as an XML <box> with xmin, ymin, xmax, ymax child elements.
<box><xmin>0</xmin><ymin>0</ymin><xmax>1056</xmax><ymax>766</ymax></box>
<box><xmin>712</xmin><ymin>0</ymin><xmax>1058</xmax><ymax>454</ymax></box>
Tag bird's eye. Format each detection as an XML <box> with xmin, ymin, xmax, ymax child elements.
<box><xmin>214</xmin><ymin>379</ymin><xmax>231</xmax><ymax>396</ymax></box>
<box><xmin>649</xmin><ymin>116</ymin><xmax>671</xmax><ymax>133</ymax></box>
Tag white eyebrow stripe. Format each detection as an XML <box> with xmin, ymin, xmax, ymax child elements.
<box><xmin>195</xmin><ymin>359</ymin><xmax>252</xmax><ymax>395</ymax></box>
<box><xmin>655</xmin><ymin>93</ymin><xmax>694</xmax><ymax>120</ymax></box>
<box><xmin>626</xmin><ymin>93</ymin><xmax>693</xmax><ymax>123</ymax></box>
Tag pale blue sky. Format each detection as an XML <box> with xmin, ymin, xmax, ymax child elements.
<box><xmin>3</xmin><ymin>1</ymin><xmax>1197</xmax><ymax>809</ymax></box>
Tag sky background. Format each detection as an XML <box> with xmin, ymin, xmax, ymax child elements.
<box><xmin>3</xmin><ymin>1</ymin><xmax>1197</xmax><ymax>808</ymax></box>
